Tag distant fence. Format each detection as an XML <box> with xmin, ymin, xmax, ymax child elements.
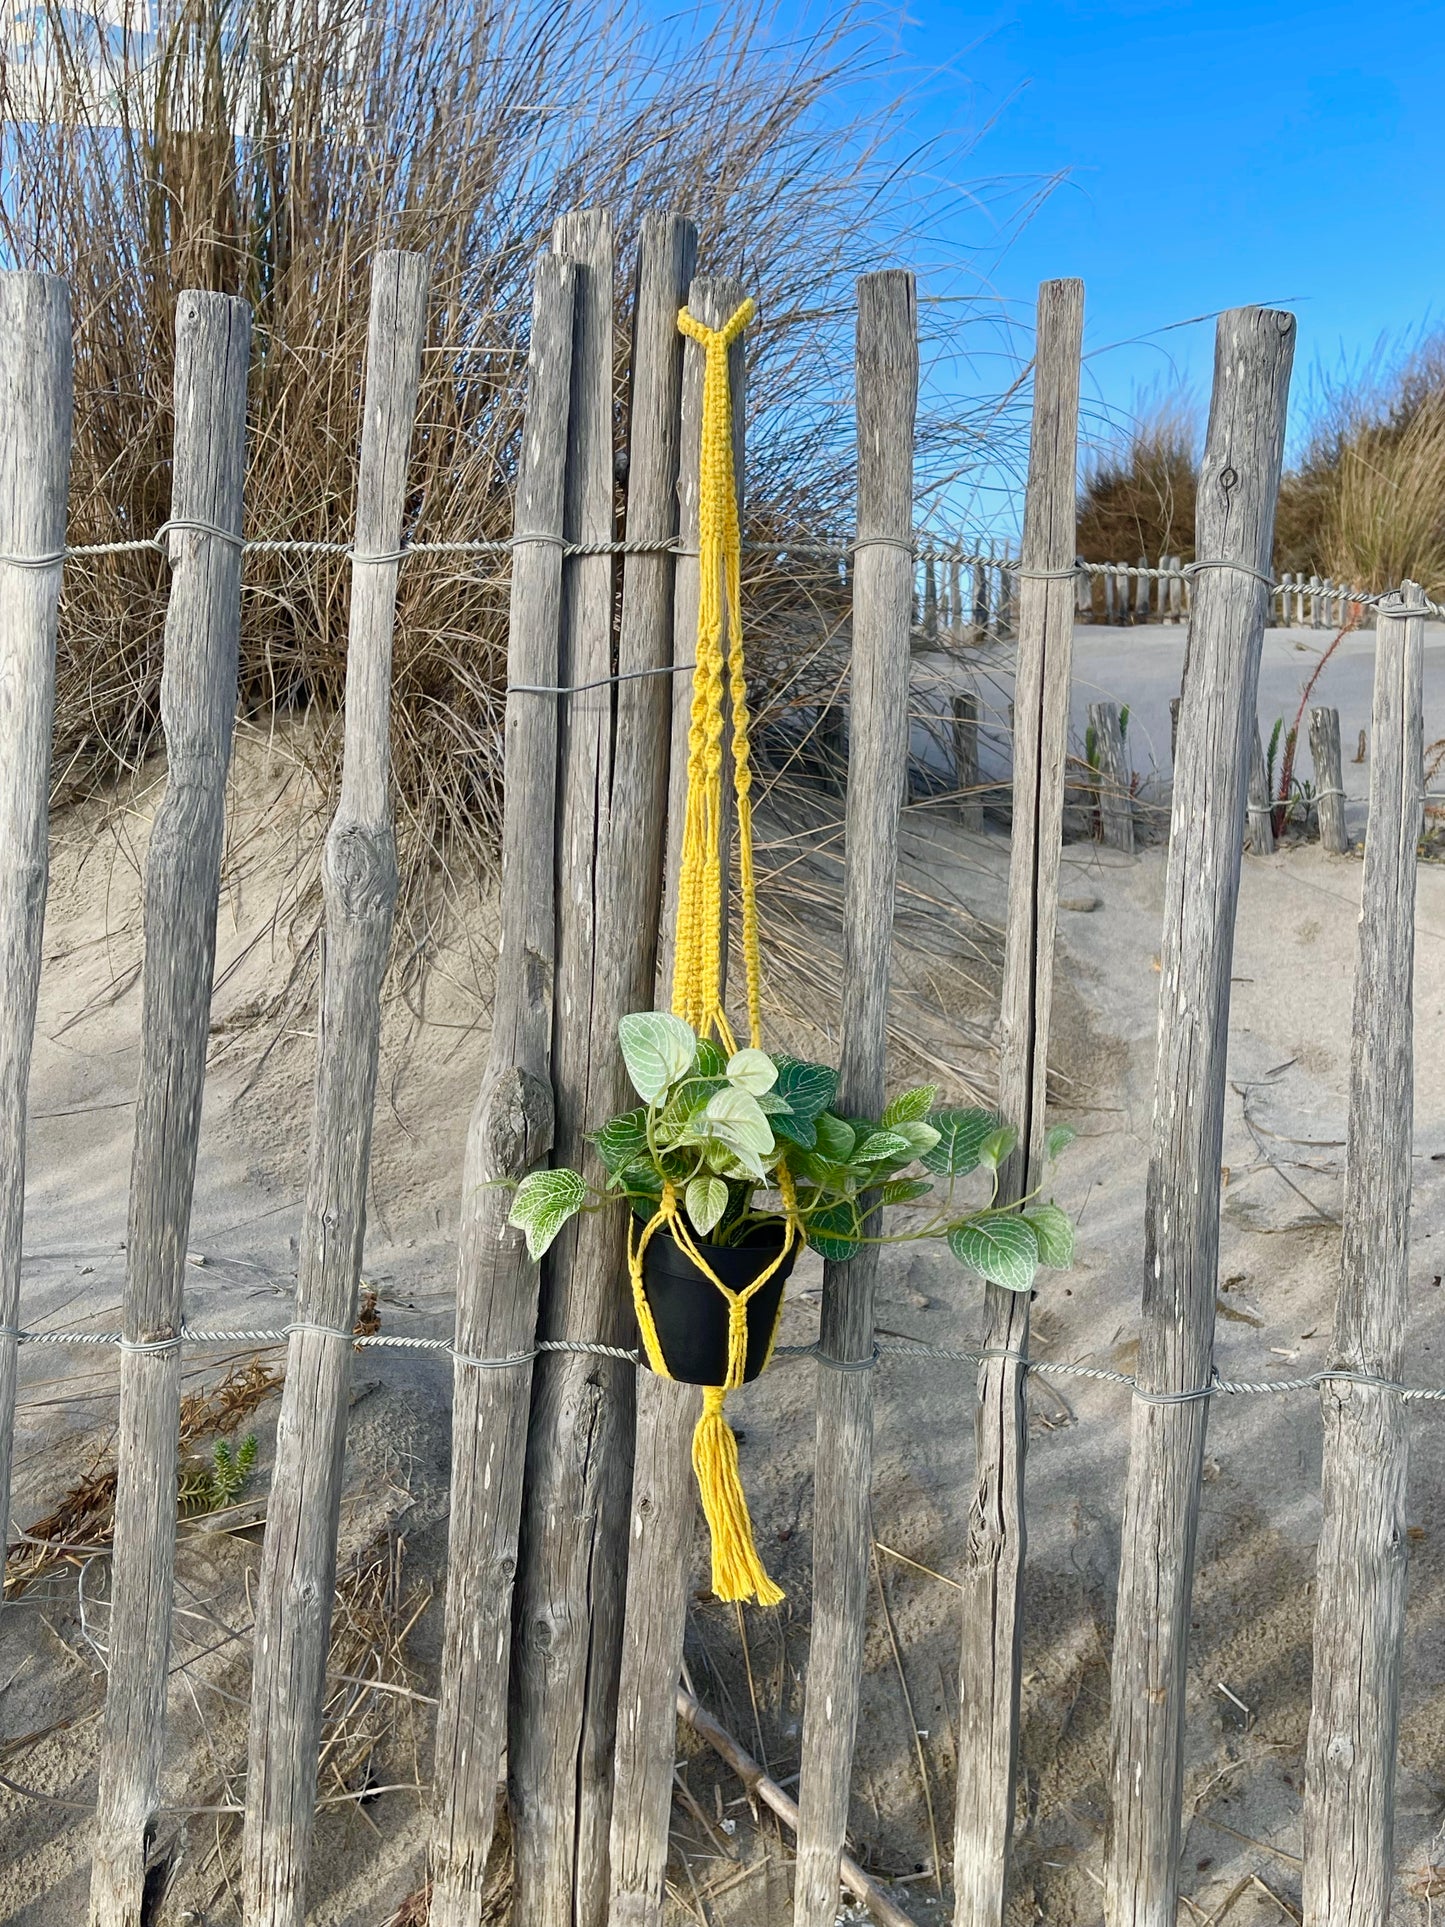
<box><xmin>907</xmin><ymin>545</ymin><xmax>1444</xmax><ymax>641</ymax></box>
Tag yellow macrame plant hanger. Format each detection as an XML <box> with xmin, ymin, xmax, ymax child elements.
<box><xmin>625</xmin><ymin>296</ymin><xmax>802</xmax><ymax>1608</ymax></box>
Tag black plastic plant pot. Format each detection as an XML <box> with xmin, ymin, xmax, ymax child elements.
<box><xmin>639</xmin><ymin>1219</ymin><xmax>799</xmax><ymax>1387</ymax></box>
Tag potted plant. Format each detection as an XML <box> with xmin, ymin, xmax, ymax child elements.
<box><xmin>509</xmin><ymin>1010</ymin><xmax>1075</xmax><ymax>1368</ymax></box>
<box><xmin>506</xmin><ymin>1010</ymin><xmax>1075</xmax><ymax>1604</ymax></box>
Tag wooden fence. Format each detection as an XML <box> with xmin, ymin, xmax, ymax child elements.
<box><xmin>0</xmin><ymin>228</ymin><xmax>1432</xmax><ymax>1927</ymax></box>
<box><xmin>912</xmin><ymin>546</ymin><xmax>1432</xmax><ymax>641</ymax></box>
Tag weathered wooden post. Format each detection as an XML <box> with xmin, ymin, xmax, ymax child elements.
<box><xmin>1246</xmin><ymin>720</ymin><xmax>1276</xmax><ymax>855</ymax></box>
<box><xmin>1089</xmin><ymin>698</ymin><xmax>1134</xmax><ymax>853</ymax></box>
<box><xmin>953</xmin><ymin>689</ymin><xmax>984</xmax><ymax>832</ymax></box>
<box><xmin>793</xmin><ymin>267</ymin><xmax>917</xmax><ymax>1927</ymax></box>
<box><xmin>951</xmin><ymin>278</ymin><xmax>1083</xmax><ymax>1927</ymax></box>
<box><xmin>1309</xmin><ymin>705</ymin><xmax>1349</xmax><ymax>853</ymax></box>
<box><xmin>428</xmin><ymin>251</ymin><xmax>575</xmax><ymax>1925</ymax></box>
<box><xmin>240</xmin><ymin>251</ymin><xmax>428</xmax><ymax>1927</ymax></box>
<box><xmin>924</xmin><ymin>553</ymin><xmax>939</xmax><ymax>643</ymax></box>
<box><xmin>607</xmin><ymin>253</ymin><xmax>747</xmax><ymax>1927</ymax></box>
<box><xmin>972</xmin><ymin>554</ymin><xmax>989</xmax><ymax>643</ymax></box>
<box><xmin>792</xmin><ymin>269</ymin><xmax>917</xmax><ymax>1927</ymax></box>
<box><xmin>509</xmin><ymin>204</ymin><xmax>679</xmax><ymax>1925</ymax></box>
<box><xmin>1168</xmin><ymin>554</ymin><xmax>1184</xmax><ymax>624</ymax></box>
<box><xmin>1302</xmin><ymin>584</ymin><xmax>1423</xmax><ymax>1927</ymax></box>
<box><xmin>1105</xmin><ymin>307</ymin><xmax>1295</xmax><ymax>1927</ymax></box>
<box><xmin>90</xmin><ymin>290</ymin><xmax>251</xmax><ymax>1927</ymax></box>
<box><xmin>0</xmin><ymin>274</ymin><xmax>72</xmax><ymax>1566</ymax></box>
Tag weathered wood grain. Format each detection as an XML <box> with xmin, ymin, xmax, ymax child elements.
<box><xmin>1246</xmin><ymin>719</ymin><xmax>1276</xmax><ymax>855</ymax></box>
<box><xmin>0</xmin><ymin>274</ymin><xmax>72</xmax><ymax>1570</ymax></box>
<box><xmin>1105</xmin><ymin>306</ymin><xmax>1295</xmax><ymax>1927</ymax></box>
<box><xmin>90</xmin><ymin>290</ymin><xmax>251</xmax><ymax>1927</ymax></box>
<box><xmin>240</xmin><ymin>251</ymin><xmax>427</xmax><ymax>1927</ymax></box>
<box><xmin>510</xmin><ymin>205</ymin><xmax>646</xmax><ymax>1927</ymax></box>
<box><xmin>793</xmin><ymin>269</ymin><xmax>917</xmax><ymax>1927</ymax></box>
<box><xmin>953</xmin><ymin>277</ymin><xmax>1083</xmax><ymax>1927</ymax></box>
<box><xmin>1309</xmin><ymin>704</ymin><xmax>1349</xmax><ymax>853</ymax></box>
<box><xmin>428</xmin><ymin>250</ymin><xmax>575</xmax><ymax>1927</ymax></box>
<box><xmin>1089</xmin><ymin>697</ymin><xmax>1134</xmax><ymax>853</ymax></box>
<box><xmin>952</xmin><ymin>688</ymin><xmax>983</xmax><ymax>832</ymax></box>
<box><xmin>1302</xmin><ymin>583</ymin><xmax>1424</xmax><ymax>1927</ymax></box>
<box><xmin>608</xmin><ymin>245</ymin><xmax>747</xmax><ymax>1927</ymax></box>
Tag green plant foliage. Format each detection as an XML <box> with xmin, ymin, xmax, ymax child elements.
<box><xmin>920</xmin><ymin>1107</ymin><xmax>997</xmax><ymax>1177</ymax></box>
<box><xmin>881</xmin><ymin>1084</ymin><xmax>939</xmax><ymax>1127</ymax></box>
<box><xmin>504</xmin><ymin>1013</ymin><xmax>1080</xmax><ymax>1299</ymax></box>
<box><xmin>1024</xmin><ymin>1203</ymin><xmax>1076</xmax><ymax>1268</ymax></box>
<box><xmin>948</xmin><ymin>1212</ymin><xmax>1039</xmax><ymax>1293</ymax></box>
<box><xmin>508</xmin><ymin>1167</ymin><xmax>590</xmax><ymax>1259</ymax></box>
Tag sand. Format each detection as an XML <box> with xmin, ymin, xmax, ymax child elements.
<box><xmin>2</xmin><ymin>626</ymin><xmax>1444</xmax><ymax>1925</ymax></box>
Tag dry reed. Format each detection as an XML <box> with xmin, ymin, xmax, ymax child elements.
<box><xmin>0</xmin><ymin>0</ymin><xmax>971</xmax><ymax>977</ymax></box>
<box><xmin>5</xmin><ymin>1355</ymin><xmax>282</xmax><ymax>1594</ymax></box>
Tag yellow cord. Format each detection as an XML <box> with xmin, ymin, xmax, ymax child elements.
<box><xmin>622</xmin><ymin>295</ymin><xmax>802</xmax><ymax>1604</ymax></box>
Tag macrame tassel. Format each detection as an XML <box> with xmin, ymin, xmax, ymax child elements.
<box><xmin>692</xmin><ymin>1386</ymin><xmax>784</xmax><ymax>1607</ymax></box>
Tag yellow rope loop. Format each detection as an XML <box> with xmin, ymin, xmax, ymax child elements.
<box><xmin>627</xmin><ymin>1188</ymin><xmax>678</xmax><ymax>1379</ymax></box>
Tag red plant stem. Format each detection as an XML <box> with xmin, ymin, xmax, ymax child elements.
<box><xmin>1274</xmin><ymin>609</ymin><xmax>1359</xmax><ymax>832</ymax></box>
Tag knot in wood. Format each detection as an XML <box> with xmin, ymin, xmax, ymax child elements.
<box><xmin>479</xmin><ymin>1065</ymin><xmax>554</xmax><ymax>1180</ymax></box>
<box><xmin>324</xmin><ymin>821</ymin><xmax>399</xmax><ymax>918</ymax></box>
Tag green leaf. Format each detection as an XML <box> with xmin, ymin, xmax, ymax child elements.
<box><xmin>508</xmin><ymin>1167</ymin><xmax>589</xmax><ymax>1261</ymax></box>
<box><xmin>726</xmin><ymin>1048</ymin><xmax>778</xmax><ymax>1095</ymax></box>
<box><xmin>773</xmin><ymin>1055</ymin><xmax>839</xmax><ymax>1122</ymax></box>
<box><xmin>1024</xmin><ymin>1202</ymin><xmax>1075</xmax><ymax>1269</ymax></box>
<box><xmin>948</xmin><ymin>1211</ymin><xmax>1039</xmax><ymax>1292</ymax></box>
<box><xmin>853</xmin><ymin>1128</ymin><xmax>916</xmax><ymax>1166</ymax></box>
<box><xmin>754</xmin><ymin>1091</ymin><xmax>793</xmax><ymax>1115</ymax></box>
<box><xmin>618</xmin><ymin>1011</ymin><xmax>696</xmax><ymax>1102</ymax></box>
<box><xmin>977</xmin><ymin>1124</ymin><xmax>1019</xmax><ymax>1173</ymax></box>
<box><xmin>808</xmin><ymin>1200</ymin><xmax>861</xmax><ymax>1261</ymax></box>
<box><xmin>880</xmin><ymin>1177</ymin><xmax>933</xmax><ymax>1206</ymax></box>
<box><xmin>624</xmin><ymin>1164</ymin><xmax>664</xmax><ymax>1206</ymax></box>
<box><xmin>594</xmin><ymin>1108</ymin><xmax>649</xmax><ymax>1176</ymax></box>
<box><xmin>1044</xmin><ymin>1122</ymin><xmax>1077</xmax><ymax>1162</ymax></box>
<box><xmin>694</xmin><ymin>1037</ymin><xmax>729</xmax><ymax>1076</ymax></box>
<box><xmin>656</xmin><ymin>1076</ymin><xmax>725</xmax><ymax>1140</ymax></box>
<box><xmin>685</xmin><ymin>1174</ymin><xmax>729</xmax><ymax>1237</ymax></box>
<box><xmin>920</xmin><ymin>1107</ymin><xmax>998</xmax><ymax>1177</ymax></box>
<box><xmin>704</xmin><ymin>1086</ymin><xmax>775</xmax><ymax>1158</ymax></box>
<box><xmin>894</xmin><ymin>1119</ymin><xmax>941</xmax><ymax>1157</ymax></box>
<box><xmin>770</xmin><ymin>1108</ymin><xmax>817</xmax><ymax>1149</ymax></box>
<box><xmin>881</xmin><ymin>1084</ymin><xmax>939</xmax><ymax>1127</ymax></box>
<box><xmin>813</xmin><ymin>1113</ymin><xmax>856</xmax><ymax>1162</ymax></box>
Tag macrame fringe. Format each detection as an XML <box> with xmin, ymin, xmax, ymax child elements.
<box><xmin>692</xmin><ymin>1385</ymin><xmax>785</xmax><ymax>1606</ymax></box>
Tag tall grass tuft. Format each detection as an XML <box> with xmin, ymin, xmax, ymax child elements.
<box><xmin>1075</xmin><ymin>400</ymin><xmax>1197</xmax><ymax>565</ymax></box>
<box><xmin>1278</xmin><ymin>333</ymin><xmax>1445</xmax><ymax>598</ymax></box>
<box><xmin>0</xmin><ymin>0</ymin><xmax>947</xmax><ymax>964</ymax></box>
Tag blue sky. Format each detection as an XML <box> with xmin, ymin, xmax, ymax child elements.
<box><xmin>846</xmin><ymin>0</ymin><xmax>1443</xmax><ymax>520</ymax></box>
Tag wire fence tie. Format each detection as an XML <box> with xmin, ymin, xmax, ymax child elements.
<box><xmin>155</xmin><ymin>517</ymin><xmax>246</xmax><ymax>553</ymax></box>
<box><xmin>1182</xmin><ymin>558</ymin><xmax>1275</xmax><ymax>590</ymax></box>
